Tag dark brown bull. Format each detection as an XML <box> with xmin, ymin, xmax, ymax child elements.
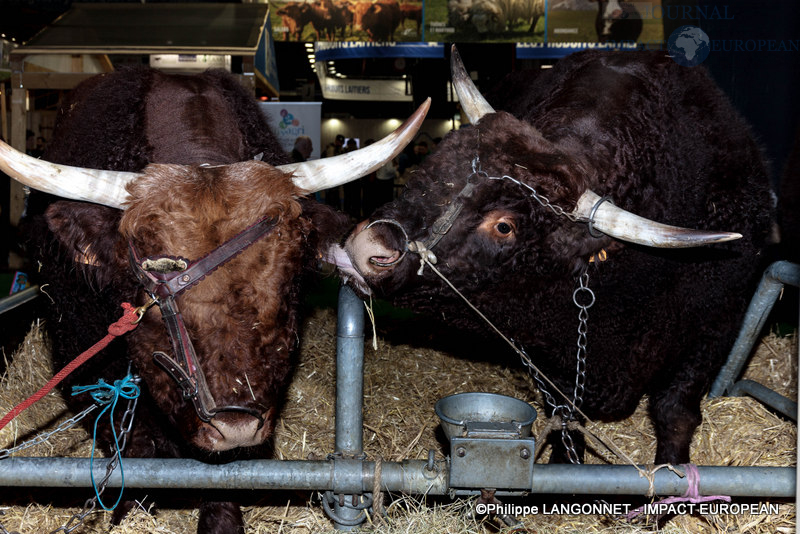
<box><xmin>1</xmin><ymin>67</ymin><xmax>428</xmax><ymax>533</ymax></box>
<box><xmin>330</xmin><ymin>48</ymin><xmax>774</xmax><ymax>466</ymax></box>
<box><xmin>592</xmin><ymin>0</ymin><xmax>642</xmax><ymax>43</ymax></box>
<box><xmin>399</xmin><ymin>2</ymin><xmax>423</xmax><ymax>36</ymax></box>
<box><xmin>361</xmin><ymin>0</ymin><xmax>402</xmax><ymax>41</ymax></box>
<box><xmin>321</xmin><ymin>0</ymin><xmax>353</xmax><ymax>39</ymax></box>
<box><xmin>277</xmin><ymin>2</ymin><xmax>312</xmax><ymax>40</ymax></box>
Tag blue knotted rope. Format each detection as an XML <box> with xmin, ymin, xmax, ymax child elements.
<box><xmin>72</xmin><ymin>374</ymin><xmax>140</xmax><ymax>511</ymax></box>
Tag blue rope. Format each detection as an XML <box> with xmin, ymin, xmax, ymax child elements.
<box><xmin>72</xmin><ymin>374</ymin><xmax>140</xmax><ymax>511</ymax></box>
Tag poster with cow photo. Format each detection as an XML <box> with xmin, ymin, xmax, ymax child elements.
<box><xmin>425</xmin><ymin>0</ymin><xmax>546</xmax><ymax>42</ymax></box>
<box><xmin>271</xmin><ymin>0</ymin><xmax>424</xmax><ymax>42</ymax></box>
<box><xmin>547</xmin><ymin>0</ymin><xmax>663</xmax><ymax>45</ymax></box>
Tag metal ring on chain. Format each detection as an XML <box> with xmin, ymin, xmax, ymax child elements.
<box><xmin>572</xmin><ymin>281</ymin><xmax>596</xmax><ymax>310</ymax></box>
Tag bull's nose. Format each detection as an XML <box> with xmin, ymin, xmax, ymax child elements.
<box><xmin>369</xmin><ymin>248</ymin><xmax>402</xmax><ymax>268</ymax></box>
<box><xmin>363</xmin><ymin>219</ymin><xmax>408</xmax><ymax>268</ymax></box>
<box><xmin>193</xmin><ymin>412</ymin><xmax>270</xmax><ymax>452</ymax></box>
<box><xmin>346</xmin><ymin>218</ymin><xmax>408</xmax><ymax>276</ymax></box>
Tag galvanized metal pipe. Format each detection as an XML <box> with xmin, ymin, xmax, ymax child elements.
<box><xmin>728</xmin><ymin>379</ymin><xmax>798</xmax><ymax>420</ymax></box>
<box><xmin>0</xmin><ymin>458</ymin><xmax>449</xmax><ymax>494</ymax></box>
<box><xmin>710</xmin><ymin>261</ymin><xmax>800</xmax><ymax>398</ymax></box>
<box><xmin>333</xmin><ymin>284</ymin><xmax>366</xmax><ymax>529</ymax></box>
<box><xmin>0</xmin><ymin>458</ymin><xmax>792</xmax><ymax>498</ymax></box>
<box><xmin>0</xmin><ymin>285</ymin><xmax>39</xmax><ymax>315</ymax></box>
<box><xmin>525</xmin><ymin>464</ymin><xmax>795</xmax><ymax>497</ymax></box>
<box><xmin>335</xmin><ymin>284</ymin><xmax>364</xmax><ymax>456</ymax></box>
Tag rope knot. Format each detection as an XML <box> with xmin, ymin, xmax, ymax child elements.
<box><xmin>71</xmin><ymin>375</ymin><xmax>140</xmax><ymax>405</ymax></box>
<box><xmin>407</xmin><ymin>241</ymin><xmax>437</xmax><ymax>275</ymax></box>
<box><xmin>626</xmin><ymin>463</ymin><xmax>732</xmax><ymax>522</ymax></box>
<box><xmin>72</xmin><ymin>373</ymin><xmax>140</xmax><ymax>511</ymax></box>
<box><xmin>107</xmin><ymin>302</ymin><xmax>141</xmax><ymax>336</ymax></box>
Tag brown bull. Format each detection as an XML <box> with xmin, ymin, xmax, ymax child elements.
<box><xmin>0</xmin><ymin>66</ymin><xmax>429</xmax><ymax>533</ymax></box>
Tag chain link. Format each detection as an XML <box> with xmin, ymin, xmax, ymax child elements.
<box><xmin>487</xmin><ymin>172</ymin><xmax>582</xmax><ymax>223</ymax></box>
<box><xmin>0</xmin><ymin>376</ymin><xmax>140</xmax><ymax>534</ymax></box>
<box><xmin>0</xmin><ymin>510</ymin><xmax>20</xmax><ymax>534</ymax></box>
<box><xmin>516</xmin><ymin>271</ymin><xmax>593</xmax><ymax>465</ymax></box>
<box><xmin>0</xmin><ymin>405</ymin><xmax>98</xmax><ymax>460</ymax></box>
<box><xmin>50</xmin><ymin>383</ymin><xmax>139</xmax><ymax>534</ymax></box>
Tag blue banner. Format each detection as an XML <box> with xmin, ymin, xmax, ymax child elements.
<box><xmin>315</xmin><ymin>42</ymin><xmax>445</xmax><ymax>61</ymax></box>
<box><xmin>516</xmin><ymin>41</ymin><xmax>642</xmax><ymax>59</ymax></box>
<box><xmin>255</xmin><ymin>8</ymin><xmax>280</xmax><ymax>94</ymax></box>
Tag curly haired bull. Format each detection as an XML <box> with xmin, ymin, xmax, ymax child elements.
<box><xmin>332</xmin><ymin>49</ymin><xmax>774</xmax><ymax>465</ymax></box>
<box><xmin>7</xmin><ymin>67</ymin><xmax>425</xmax><ymax>533</ymax></box>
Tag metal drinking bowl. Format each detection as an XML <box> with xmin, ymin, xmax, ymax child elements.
<box><xmin>434</xmin><ymin>392</ymin><xmax>537</xmax><ymax>439</ymax></box>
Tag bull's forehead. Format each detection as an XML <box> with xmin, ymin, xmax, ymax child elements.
<box><xmin>121</xmin><ymin>161</ymin><xmax>302</xmax><ymax>248</ymax></box>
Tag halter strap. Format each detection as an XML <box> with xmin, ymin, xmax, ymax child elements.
<box><xmin>128</xmin><ymin>215</ymin><xmax>278</xmax><ymax>424</ymax></box>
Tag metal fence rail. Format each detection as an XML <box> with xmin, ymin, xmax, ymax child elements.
<box><xmin>0</xmin><ymin>457</ymin><xmax>793</xmax><ymax>498</ymax></box>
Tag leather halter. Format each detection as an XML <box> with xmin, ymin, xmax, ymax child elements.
<box><xmin>129</xmin><ymin>215</ymin><xmax>278</xmax><ymax>426</ymax></box>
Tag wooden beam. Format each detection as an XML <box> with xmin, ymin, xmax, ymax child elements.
<box><xmin>9</xmin><ymin>57</ymin><xmax>26</xmax><ymax>226</ymax></box>
<box><xmin>0</xmin><ymin>83</ymin><xmax>7</xmax><ymax>141</ymax></box>
<box><xmin>96</xmin><ymin>54</ymin><xmax>115</xmax><ymax>73</ymax></box>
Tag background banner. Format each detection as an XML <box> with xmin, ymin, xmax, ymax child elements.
<box><xmin>259</xmin><ymin>102</ymin><xmax>323</xmax><ymax>160</ymax></box>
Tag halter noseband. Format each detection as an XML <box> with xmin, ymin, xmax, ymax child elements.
<box><xmin>129</xmin><ymin>215</ymin><xmax>278</xmax><ymax>426</ymax></box>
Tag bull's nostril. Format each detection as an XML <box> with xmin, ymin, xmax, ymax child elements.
<box><xmin>369</xmin><ymin>250</ymin><xmax>402</xmax><ymax>268</ymax></box>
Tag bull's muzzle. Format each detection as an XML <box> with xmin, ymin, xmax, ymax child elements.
<box><xmin>194</xmin><ymin>409</ymin><xmax>273</xmax><ymax>452</ymax></box>
<box><xmin>345</xmin><ymin>219</ymin><xmax>408</xmax><ymax>276</ymax></box>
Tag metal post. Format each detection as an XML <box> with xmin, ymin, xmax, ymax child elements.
<box><xmin>710</xmin><ymin>261</ymin><xmax>800</xmax><ymax>398</ymax></box>
<box><xmin>332</xmin><ymin>284</ymin><xmax>365</xmax><ymax>529</ymax></box>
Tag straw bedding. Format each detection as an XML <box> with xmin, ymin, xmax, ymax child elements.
<box><xmin>0</xmin><ymin>301</ymin><xmax>796</xmax><ymax>533</ymax></box>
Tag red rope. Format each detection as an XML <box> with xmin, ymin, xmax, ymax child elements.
<box><xmin>0</xmin><ymin>302</ymin><xmax>141</xmax><ymax>432</ymax></box>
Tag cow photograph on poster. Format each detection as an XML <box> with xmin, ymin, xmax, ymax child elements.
<box><xmin>271</xmin><ymin>0</ymin><xmax>424</xmax><ymax>42</ymax></box>
<box><xmin>547</xmin><ymin>0</ymin><xmax>663</xmax><ymax>45</ymax></box>
<box><xmin>425</xmin><ymin>0</ymin><xmax>546</xmax><ymax>42</ymax></box>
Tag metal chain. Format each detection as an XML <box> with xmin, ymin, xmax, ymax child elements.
<box><xmin>0</xmin><ymin>376</ymin><xmax>140</xmax><ymax>534</ymax></box>
<box><xmin>487</xmin><ymin>172</ymin><xmax>582</xmax><ymax>223</ymax></box>
<box><xmin>0</xmin><ymin>510</ymin><xmax>19</xmax><ymax>534</ymax></box>
<box><xmin>0</xmin><ymin>405</ymin><xmax>98</xmax><ymax>460</ymax></box>
<box><xmin>559</xmin><ymin>271</ymin><xmax>593</xmax><ymax>464</ymax></box>
<box><xmin>51</xmin><ymin>379</ymin><xmax>140</xmax><ymax>534</ymax></box>
<box><xmin>516</xmin><ymin>271</ymin><xmax>593</xmax><ymax>465</ymax></box>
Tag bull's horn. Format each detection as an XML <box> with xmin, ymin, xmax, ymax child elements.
<box><xmin>574</xmin><ymin>190</ymin><xmax>742</xmax><ymax>247</ymax></box>
<box><xmin>451</xmin><ymin>44</ymin><xmax>495</xmax><ymax>124</ymax></box>
<box><xmin>0</xmin><ymin>138</ymin><xmax>137</xmax><ymax>209</ymax></box>
<box><xmin>279</xmin><ymin>98</ymin><xmax>430</xmax><ymax>194</ymax></box>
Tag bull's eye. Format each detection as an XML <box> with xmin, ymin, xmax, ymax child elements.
<box><xmin>497</xmin><ymin>222</ymin><xmax>512</xmax><ymax>235</ymax></box>
<box><xmin>479</xmin><ymin>211</ymin><xmax>517</xmax><ymax>242</ymax></box>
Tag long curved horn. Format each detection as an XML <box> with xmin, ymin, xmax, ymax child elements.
<box><xmin>279</xmin><ymin>98</ymin><xmax>430</xmax><ymax>194</ymax></box>
<box><xmin>451</xmin><ymin>44</ymin><xmax>495</xmax><ymax>125</ymax></box>
<box><xmin>0</xmin><ymin>138</ymin><xmax>137</xmax><ymax>209</ymax></box>
<box><xmin>573</xmin><ymin>190</ymin><xmax>742</xmax><ymax>247</ymax></box>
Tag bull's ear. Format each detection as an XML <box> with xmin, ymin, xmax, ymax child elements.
<box><xmin>45</xmin><ymin>201</ymin><xmax>125</xmax><ymax>278</ymax></box>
